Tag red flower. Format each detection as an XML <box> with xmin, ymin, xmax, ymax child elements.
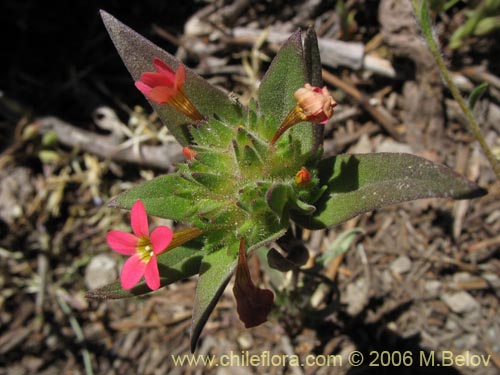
<box><xmin>271</xmin><ymin>83</ymin><xmax>336</xmax><ymax>145</ymax></box>
<box><xmin>233</xmin><ymin>238</ymin><xmax>274</xmax><ymax>328</ymax></box>
<box><xmin>106</xmin><ymin>200</ymin><xmax>173</xmax><ymax>290</ymax></box>
<box><xmin>135</xmin><ymin>58</ymin><xmax>203</xmax><ymax>122</ymax></box>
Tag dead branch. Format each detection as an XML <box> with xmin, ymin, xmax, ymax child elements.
<box><xmin>35</xmin><ymin>116</ymin><xmax>184</xmax><ymax>170</ymax></box>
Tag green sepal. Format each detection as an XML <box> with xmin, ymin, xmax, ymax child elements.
<box><xmin>100</xmin><ymin>10</ymin><xmax>242</xmax><ymax>146</ymax></box>
<box><xmin>86</xmin><ymin>243</ymin><xmax>204</xmax><ymax>300</ymax></box>
<box><xmin>266</xmin><ymin>184</ymin><xmax>291</xmax><ymax>223</ymax></box>
<box><xmin>289</xmin><ymin>198</ymin><xmax>316</xmax><ymax>215</ymax></box>
<box><xmin>293</xmin><ymin>153</ymin><xmax>487</xmax><ymax>229</ymax></box>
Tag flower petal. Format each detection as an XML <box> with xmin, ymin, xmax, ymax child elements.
<box><xmin>131</xmin><ymin>200</ymin><xmax>149</xmax><ymax>238</ymax></box>
<box><xmin>144</xmin><ymin>256</ymin><xmax>160</xmax><ymax>290</ymax></box>
<box><xmin>175</xmin><ymin>64</ymin><xmax>186</xmax><ymax>90</ymax></box>
<box><xmin>149</xmin><ymin>86</ymin><xmax>176</xmax><ymax>104</ymax></box>
<box><xmin>141</xmin><ymin>72</ymin><xmax>173</xmax><ymax>88</ymax></box>
<box><xmin>120</xmin><ymin>254</ymin><xmax>147</xmax><ymax>290</ymax></box>
<box><xmin>135</xmin><ymin>81</ymin><xmax>152</xmax><ymax>96</ymax></box>
<box><xmin>106</xmin><ymin>230</ymin><xmax>137</xmax><ymax>255</ymax></box>
<box><xmin>153</xmin><ymin>58</ymin><xmax>176</xmax><ymax>80</ymax></box>
<box><xmin>150</xmin><ymin>226</ymin><xmax>173</xmax><ymax>255</ymax></box>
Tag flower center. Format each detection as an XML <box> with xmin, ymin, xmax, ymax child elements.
<box><xmin>137</xmin><ymin>237</ymin><xmax>154</xmax><ymax>263</ymax></box>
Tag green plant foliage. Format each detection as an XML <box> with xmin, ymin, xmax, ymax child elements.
<box><xmin>468</xmin><ymin>82</ymin><xmax>489</xmax><ymax>110</ymax></box>
<box><xmin>293</xmin><ymin>153</ymin><xmax>486</xmax><ymax>229</ymax></box>
<box><xmin>448</xmin><ymin>0</ymin><xmax>500</xmax><ymax>49</ymax></box>
<box><xmin>99</xmin><ymin>11</ymin><xmax>487</xmax><ymax>351</ymax></box>
<box><xmin>100</xmin><ymin>10</ymin><xmax>242</xmax><ymax>145</ymax></box>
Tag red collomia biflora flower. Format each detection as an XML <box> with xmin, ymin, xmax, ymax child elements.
<box><xmin>233</xmin><ymin>238</ymin><xmax>274</xmax><ymax>328</ymax></box>
<box><xmin>271</xmin><ymin>83</ymin><xmax>336</xmax><ymax>145</ymax></box>
<box><xmin>295</xmin><ymin>166</ymin><xmax>311</xmax><ymax>187</ymax></box>
<box><xmin>135</xmin><ymin>58</ymin><xmax>203</xmax><ymax>122</ymax></box>
<box><xmin>106</xmin><ymin>200</ymin><xmax>173</xmax><ymax>290</ymax></box>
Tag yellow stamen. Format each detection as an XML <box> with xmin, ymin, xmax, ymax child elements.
<box><xmin>137</xmin><ymin>239</ymin><xmax>153</xmax><ymax>263</ymax></box>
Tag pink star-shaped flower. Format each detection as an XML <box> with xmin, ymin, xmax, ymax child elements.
<box><xmin>106</xmin><ymin>200</ymin><xmax>173</xmax><ymax>290</ymax></box>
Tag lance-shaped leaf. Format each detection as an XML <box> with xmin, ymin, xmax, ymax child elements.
<box><xmin>304</xmin><ymin>27</ymin><xmax>324</xmax><ymax>149</ymax></box>
<box><xmin>258</xmin><ymin>30</ymin><xmax>319</xmax><ymax>154</ymax></box>
<box><xmin>108</xmin><ymin>174</ymin><xmax>198</xmax><ymax>222</ymax></box>
<box><xmin>86</xmin><ymin>244</ymin><xmax>204</xmax><ymax>300</ymax></box>
<box><xmin>293</xmin><ymin>153</ymin><xmax>487</xmax><ymax>229</ymax></box>
<box><xmin>100</xmin><ymin>10</ymin><xmax>242</xmax><ymax>146</ymax></box>
<box><xmin>190</xmin><ymin>245</ymin><xmax>237</xmax><ymax>352</ymax></box>
<box><xmin>190</xmin><ymin>228</ymin><xmax>286</xmax><ymax>352</ymax></box>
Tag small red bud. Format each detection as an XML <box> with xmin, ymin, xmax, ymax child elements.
<box><xmin>295</xmin><ymin>167</ymin><xmax>311</xmax><ymax>187</ymax></box>
<box><xmin>182</xmin><ymin>146</ymin><xmax>197</xmax><ymax>160</ymax></box>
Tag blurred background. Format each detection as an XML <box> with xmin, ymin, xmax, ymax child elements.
<box><xmin>1</xmin><ymin>0</ymin><xmax>499</xmax><ymax>374</ymax></box>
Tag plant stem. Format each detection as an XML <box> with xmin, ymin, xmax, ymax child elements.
<box><xmin>411</xmin><ymin>0</ymin><xmax>500</xmax><ymax>180</ymax></box>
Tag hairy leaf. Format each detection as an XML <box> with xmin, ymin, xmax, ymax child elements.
<box><xmin>190</xmin><ymin>245</ymin><xmax>237</xmax><ymax>352</ymax></box>
<box><xmin>293</xmin><ymin>153</ymin><xmax>487</xmax><ymax>229</ymax></box>
<box><xmin>108</xmin><ymin>174</ymin><xmax>197</xmax><ymax>222</ymax></box>
<box><xmin>100</xmin><ymin>11</ymin><xmax>242</xmax><ymax>146</ymax></box>
<box><xmin>258</xmin><ymin>30</ymin><xmax>316</xmax><ymax>154</ymax></box>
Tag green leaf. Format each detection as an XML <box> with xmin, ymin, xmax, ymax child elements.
<box><xmin>468</xmin><ymin>82</ymin><xmax>489</xmax><ymax>111</ymax></box>
<box><xmin>304</xmin><ymin>27</ymin><xmax>324</xmax><ymax>150</ymax></box>
<box><xmin>258</xmin><ymin>30</ymin><xmax>316</xmax><ymax>154</ymax></box>
<box><xmin>86</xmin><ymin>244</ymin><xmax>204</xmax><ymax>300</ymax></box>
<box><xmin>475</xmin><ymin>16</ymin><xmax>500</xmax><ymax>36</ymax></box>
<box><xmin>190</xmin><ymin>245</ymin><xmax>238</xmax><ymax>352</ymax></box>
<box><xmin>100</xmin><ymin>10</ymin><xmax>242</xmax><ymax>146</ymax></box>
<box><xmin>293</xmin><ymin>153</ymin><xmax>487</xmax><ymax>229</ymax></box>
<box><xmin>108</xmin><ymin>174</ymin><xmax>196</xmax><ymax>222</ymax></box>
<box><xmin>316</xmin><ymin>228</ymin><xmax>363</xmax><ymax>266</ymax></box>
<box><xmin>419</xmin><ymin>0</ymin><xmax>434</xmax><ymax>42</ymax></box>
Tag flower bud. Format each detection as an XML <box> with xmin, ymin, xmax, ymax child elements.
<box><xmin>182</xmin><ymin>146</ymin><xmax>197</xmax><ymax>160</ymax></box>
<box><xmin>295</xmin><ymin>167</ymin><xmax>311</xmax><ymax>187</ymax></box>
<box><xmin>270</xmin><ymin>84</ymin><xmax>336</xmax><ymax>145</ymax></box>
<box><xmin>294</xmin><ymin>84</ymin><xmax>336</xmax><ymax>124</ymax></box>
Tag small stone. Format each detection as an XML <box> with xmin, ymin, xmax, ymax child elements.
<box><xmin>454</xmin><ymin>333</ymin><xmax>478</xmax><ymax>349</ymax></box>
<box><xmin>424</xmin><ymin>280</ymin><xmax>442</xmax><ymax>298</ymax></box>
<box><xmin>441</xmin><ymin>291</ymin><xmax>479</xmax><ymax>314</ymax></box>
<box><xmin>237</xmin><ymin>331</ymin><xmax>254</xmax><ymax>350</ymax></box>
<box><xmin>342</xmin><ymin>278</ymin><xmax>368</xmax><ymax>315</ymax></box>
<box><xmin>376</xmin><ymin>140</ymin><xmax>414</xmax><ymax>154</ymax></box>
<box><xmin>390</xmin><ymin>255</ymin><xmax>412</xmax><ymax>274</ymax></box>
<box><xmin>452</xmin><ymin>272</ymin><xmax>472</xmax><ymax>282</ymax></box>
<box><xmin>445</xmin><ymin>318</ymin><xmax>459</xmax><ymax>331</ymax></box>
<box><xmin>85</xmin><ymin>254</ymin><xmax>118</xmax><ymax>290</ymax></box>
